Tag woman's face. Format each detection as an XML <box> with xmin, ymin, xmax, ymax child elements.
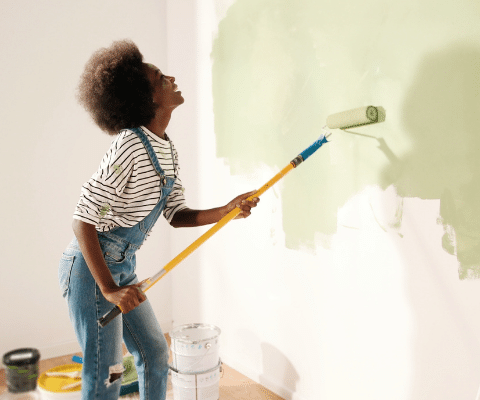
<box><xmin>144</xmin><ymin>63</ymin><xmax>184</xmax><ymax>110</ymax></box>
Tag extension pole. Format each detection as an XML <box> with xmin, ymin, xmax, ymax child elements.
<box><xmin>98</xmin><ymin>134</ymin><xmax>329</xmax><ymax>327</ymax></box>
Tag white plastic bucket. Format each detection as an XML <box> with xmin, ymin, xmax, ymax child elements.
<box><xmin>170</xmin><ymin>362</ymin><xmax>221</xmax><ymax>400</ymax></box>
<box><xmin>170</xmin><ymin>324</ymin><xmax>221</xmax><ymax>373</ymax></box>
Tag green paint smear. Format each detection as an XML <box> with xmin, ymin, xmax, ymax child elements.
<box><xmin>394</xmin><ymin>45</ymin><xmax>480</xmax><ymax>279</ymax></box>
<box><xmin>211</xmin><ymin>0</ymin><xmax>480</xmax><ymax>278</ymax></box>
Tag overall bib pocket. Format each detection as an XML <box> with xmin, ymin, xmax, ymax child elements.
<box><xmin>100</xmin><ymin>238</ymin><xmax>128</xmax><ymax>265</ymax></box>
<box><xmin>104</xmin><ymin>250</ymin><xmax>126</xmax><ymax>264</ymax></box>
<box><xmin>58</xmin><ymin>254</ymin><xmax>75</xmax><ymax>298</ymax></box>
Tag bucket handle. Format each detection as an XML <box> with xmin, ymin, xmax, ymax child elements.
<box><xmin>169</xmin><ymin>360</ymin><xmax>223</xmax><ymax>376</ymax></box>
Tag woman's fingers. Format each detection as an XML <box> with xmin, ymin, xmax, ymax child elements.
<box><xmin>110</xmin><ymin>284</ymin><xmax>147</xmax><ymax>314</ymax></box>
<box><xmin>235</xmin><ymin>196</ymin><xmax>260</xmax><ymax>219</ymax></box>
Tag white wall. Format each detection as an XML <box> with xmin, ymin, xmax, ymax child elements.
<box><xmin>169</xmin><ymin>1</ymin><xmax>480</xmax><ymax>400</ymax></box>
<box><xmin>3</xmin><ymin>1</ymin><xmax>480</xmax><ymax>400</ymax></box>
<box><xmin>0</xmin><ymin>0</ymin><xmax>174</xmax><ymax>360</ymax></box>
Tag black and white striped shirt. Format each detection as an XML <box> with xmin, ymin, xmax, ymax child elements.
<box><xmin>73</xmin><ymin>126</ymin><xmax>187</xmax><ymax>231</ymax></box>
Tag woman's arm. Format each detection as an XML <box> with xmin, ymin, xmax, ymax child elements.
<box><xmin>170</xmin><ymin>191</ymin><xmax>260</xmax><ymax>228</ymax></box>
<box><xmin>72</xmin><ymin>219</ymin><xmax>146</xmax><ymax>313</ymax></box>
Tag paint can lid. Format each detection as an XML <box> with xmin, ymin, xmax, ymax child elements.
<box><xmin>169</xmin><ymin>323</ymin><xmax>221</xmax><ymax>344</ymax></box>
<box><xmin>3</xmin><ymin>348</ymin><xmax>40</xmax><ymax>367</ymax></box>
<box><xmin>37</xmin><ymin>364</ymin><xmax>82</xmax><ymax>393</ymax></box>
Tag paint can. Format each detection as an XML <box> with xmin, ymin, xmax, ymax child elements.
<box><xmin>37</xmin><ymin>364</ymin><xmax>81</xmax><ymax>400</ymax></box>
<box><xmin>169</xmin><ymin>323</ymin><xmax>221</xmax><ymax>373</ymax></box>
<box><xmin>170</xmin><ymin>362</ymin><xmax>222</xmax><ymax>400</ymax></box>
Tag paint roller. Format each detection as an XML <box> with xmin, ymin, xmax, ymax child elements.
<box><xmin>326</xmin><ymin>105</ymin><xmax>386</xmax><ymax>129</ymax></box>
<box><xmin>98</xmin><ymin>105</ymin><xmax>385</xmax><ymax>327</ymax></box>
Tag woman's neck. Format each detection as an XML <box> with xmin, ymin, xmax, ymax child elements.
<box><xmin>144</xmin><ymin>110</ymin><xmax>172</xmax><ymax>140</ymax></box>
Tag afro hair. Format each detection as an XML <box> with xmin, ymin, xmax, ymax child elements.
<box><xmin>77</xmin><ymin>40</ymin><xmax>156</xmax><ymax>135</ymax></box>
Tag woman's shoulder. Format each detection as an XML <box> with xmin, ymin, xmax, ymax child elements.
<box><xmin>117</xmin><ymin>128</ymin><xmax>140</xmax><ymax>141</ymax></box>
<box><xmin>101</xmin><ymin>129</ymin><xmax>145</xmax><ymax>165</ymax></box>
<box><xmin>112</xmin><ymin>129</ymin><xmax>144</xmax><ymax>151</ymax></box>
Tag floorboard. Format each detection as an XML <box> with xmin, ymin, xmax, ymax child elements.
<box><xmin>0</xmin><ymin>335</ymin><xmax>284</xmax><ymax>400</ymax></box>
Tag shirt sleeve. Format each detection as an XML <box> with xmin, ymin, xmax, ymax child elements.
<box><xmin>73</xmin><ymin>134</ymin><xmax>134</xmax><ymax>226</ymax></box>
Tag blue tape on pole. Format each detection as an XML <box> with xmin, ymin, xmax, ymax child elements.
<box><xmin>299</xmin><ymin>135</ymin><xmax>329</xmax><ymax>161</ymax></box>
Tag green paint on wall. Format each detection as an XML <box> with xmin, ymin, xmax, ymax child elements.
<box><xmin>211</xmin><ymin>0</ymin><xmax>480</xmax><ymax>278</ymax></box>
<box><xmin>392</xmin><ymin>45</ymin><xmax>480</xmax><ymax>279</ymax></box>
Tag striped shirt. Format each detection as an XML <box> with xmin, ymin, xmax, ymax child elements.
<box><xmin>73</xmin><ymin>126</ymin><xmax>187</xmax><ymax>231</ymax></box>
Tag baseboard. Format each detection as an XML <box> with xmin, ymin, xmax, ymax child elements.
<box><xmin>38</xmin><ymin>340</ymin><xmax>82</xmax><ymax>361</ymax></box>
<box><xmin>219</xmin><ymin>355</ymin><xmax>306</xmax><ymax>400</ymax></box>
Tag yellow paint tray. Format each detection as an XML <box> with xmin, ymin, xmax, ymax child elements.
<box><xmin>38</xmin><ymin>363</ymin><xmax>82</xmax><ymax>395</ymax></box>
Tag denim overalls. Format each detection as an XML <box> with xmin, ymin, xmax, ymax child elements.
<box><xmin>59</xmin><ymin>128</ymin><xmax>172</xmax><ymax>400</ymax></box>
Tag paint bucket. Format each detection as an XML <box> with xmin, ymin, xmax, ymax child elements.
<box><xmin>170</xmin><ymin>324</ymin><xmax>221</xmax><ymax>373</ymax></box>
<box><xmin>170</xmin><ymin>362</ymin><xmax>222</xmax><ymax>400</ymax></box>
<box><xmin>37</xmin><ymin>364</ymin><xmax>81</xmax><ymax>400</ymax></box>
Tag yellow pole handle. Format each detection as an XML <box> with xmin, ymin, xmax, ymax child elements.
<box><xmin>99</xmin><ymin>134</ymin><xmax>328</xmax><ymax>327</ymax></box>
<box><xmin>142</xmin><ymin>162</ymin><xmax>296</xmax><ymax>292</ymax></box>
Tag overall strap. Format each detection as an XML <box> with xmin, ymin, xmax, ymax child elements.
<box><xmin>128</xmin><ymin>127</ymin><xmax>167</xmax><ymax>186</ymax></box>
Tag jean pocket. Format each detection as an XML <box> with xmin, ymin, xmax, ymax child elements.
<box><xmin>58</xmin><ymin>254</ymin><xmax>75</xmax><ymax>298</ymax></box>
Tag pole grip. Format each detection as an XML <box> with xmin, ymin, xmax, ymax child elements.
<box><xmin>97</xmin><ymin>305</ymin><xmax>122</xmax><ymax>328</ymax></box>
<box><xmin>299</xmin><ymin>135</ymin><xmax>328</xmax><ymax>162</ymax></box>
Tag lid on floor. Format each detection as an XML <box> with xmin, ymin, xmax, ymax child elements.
<box><xmin>38</xmin><ymin>364</ymin><xmax>82</xmax><ymax>394</ymax></box>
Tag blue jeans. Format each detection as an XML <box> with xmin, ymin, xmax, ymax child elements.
<box><xmin>59</xmin><ymin>127</ymin><xmax>173</xmax><ymax>399</ymax></box>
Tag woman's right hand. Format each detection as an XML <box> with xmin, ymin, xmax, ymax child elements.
<box><xmin>101</xmin><ymin>282</ymin><xmax>147</xmax><ymax>314</ymax></box>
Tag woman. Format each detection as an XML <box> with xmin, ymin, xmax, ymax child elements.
<box><xmin>59</xmin><ymin>39</ymin><xmax>259</xmax><ymax>400</ymax></box>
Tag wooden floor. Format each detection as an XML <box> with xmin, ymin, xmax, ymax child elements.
<box><xmin>0</xmin><ymin>335</ymin><xmax>284</xmax><ymax>400</ymax></box>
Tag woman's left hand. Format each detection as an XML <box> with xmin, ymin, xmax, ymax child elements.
<box><xmin>225</xmin><ymin>190</ymin><xmax>260</xmax><ymax>219</ymax></box>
